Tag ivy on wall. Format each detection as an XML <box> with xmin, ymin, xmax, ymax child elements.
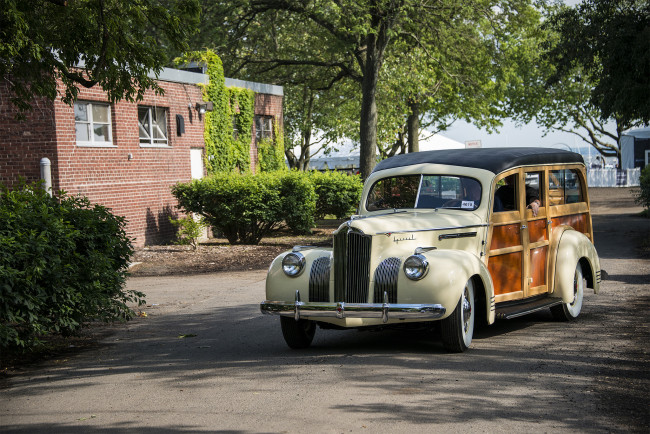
<box><xmin>258</xmin><ymin>118</ymin><xmax>287</xmax><ymax>172</ymax></box>
<box><xmin>176</xmin><ymin>49</ymin><xmax>255</xmax><ymax>174</ymax></box>
<box><xmin>229</xmin><ymin>87</ymin><xmax>255</xmax><ymax>172</ymax></box>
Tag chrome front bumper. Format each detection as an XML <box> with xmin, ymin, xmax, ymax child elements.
<box><xmin>260</xmin><ymin>291</ymin><xmax>446</xmax><ymax>323</ymax></box>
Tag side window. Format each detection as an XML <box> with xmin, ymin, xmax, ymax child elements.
<box><xmin>255</xmin><ymin>115</ymin><xmax>273</xmax><ymax>143</ymax></box>
<box><xmin>139</xmin><ymin>106</ymin><xmax>169</xmax><ymax>146</ymax></box>
<box><xmin>74</xmin><ymin>101</ymin><xmax>113</xmax><ymax>146</ymax></box>
<box><xmin>525</xmin><ymin>172</ymin><xmax>543</xmax><ymax>206</ymax></box>
<box><xmin>549</xmin><ymin>170</ymin><xmax>584</xmax><ymax>205</ymax></box>
<box><xmin>494</xmin><ymin>174</ymin><xmax>518</xmax><ymax>212</ymax></box>
<box><xmin>565</xmin><ymin>170</ymin><xmax>583</xmax><ymax>203</ymax></box>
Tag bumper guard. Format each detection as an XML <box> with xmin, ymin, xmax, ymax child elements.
<box><xmin>260</xmin><ymin>291</ymin><xmax>446</xmax><ymax>323</ymax></box>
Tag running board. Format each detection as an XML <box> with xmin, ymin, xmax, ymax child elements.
<box><xmin>495</xmin><ymin>297</ymin><xmax>564</xmax><ymax>320</ymax></box>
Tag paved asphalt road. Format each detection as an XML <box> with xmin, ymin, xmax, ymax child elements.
<box><xmin>1</xmin><ymin>188</ymin><xmax>649</xmax><ymax>433</ymax></box>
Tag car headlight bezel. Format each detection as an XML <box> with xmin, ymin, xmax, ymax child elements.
<box><xmin>282</xmin><ymin>252</ymin><xmax>306</xmax><ymax>277</ymax></box>
<box><xmin>403</xmin><ymin>254</ymin><xmax>429</xmax><ymax>280</ymax></box>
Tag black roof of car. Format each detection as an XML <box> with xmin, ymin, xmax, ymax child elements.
<box><xmin>372</xmin><ymin>147</ymin><xmax>585</xmax><ymax>175</ymax></box>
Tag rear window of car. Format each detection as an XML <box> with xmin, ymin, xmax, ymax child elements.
<box><xmin>366</xmin><ymin>175</ymin><xmax>482</xmax><ymax>211</ymax></box>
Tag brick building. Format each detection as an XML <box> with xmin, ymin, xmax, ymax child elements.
<box><xmin>0</xmin><ymin>68</ymin><xmax>283</xmax><ymax>247</ymax></box>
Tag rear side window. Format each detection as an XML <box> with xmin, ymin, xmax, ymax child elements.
<box><xmin>549</xmin><ymin>169</ymin><xmax>584</xmax><ymax>205</ymax></box>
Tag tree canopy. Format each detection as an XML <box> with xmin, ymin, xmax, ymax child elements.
<box><xmin>0</xmin><ymin>0</ymin><xmax>200</xmax><ymax>113</ymax></box>
<box><xmin>544</xmin><ymin>0</ymin><xmax>650</xmax><ymax>125</ymax></box>
<box><xmin>505</xmin><ymin>0</ymin><xmax>649</xmax><ymax>164</ymax></box>
<box><xmin>190</xmin><ymin>0</ymin><xmax>543</xmax><ymax>178</ymax></box>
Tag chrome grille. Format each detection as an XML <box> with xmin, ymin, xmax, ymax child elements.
<box><xmin>333</xmin><ymin>229</ymin><xmax>372</xmax><ymax>303</ymax></box>
<box><xmin>374</xmin><ymin>257</ymin><xmax>401</xmax><ymax>303</ymax></box>
<box><xmin>309</xmin><ymin>256</ymin><xmax>331</xmax><ymax>302</ymax></box>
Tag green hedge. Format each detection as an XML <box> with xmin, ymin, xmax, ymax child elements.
<box><xmin>172</xmin><ymin>171</ymin><xmax>316</xmax><ymax>244</ymax></box>
<box><xmin>635</xmin><ymin>165</ymin><xmax>650</xmax><ymax>213</ymax></box>
<box><xmin>0</xmin><ymin>183</ymin><xmax>144</xmax><ymax>350</ymax></box>
<box><xmin>310</xmin><ymin>171</ymin><xmax>363</xmax><ymax>219</ymax></box>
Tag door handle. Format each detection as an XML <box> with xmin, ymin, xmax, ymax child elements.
<box><xmin>520</xmin><ymin>225</ymin><xmax>527</xmax><ymax>230</ymax></box>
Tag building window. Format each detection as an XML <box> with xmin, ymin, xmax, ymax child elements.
<box><xmin>74</xmin><ymin>102</ymin><xmax>113</xmax><ymax>146</ymax></box>
<box><xmin>139</xmin><ymin>106</ymin><xmax>169</xmax><ymax>146</ymax></box>
<box><xmin>255</xmin><ymin>115</ymin><xmax>273</xmax><ymax>142</ymax></box>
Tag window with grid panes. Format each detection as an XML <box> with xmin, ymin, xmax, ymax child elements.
<box><xmin>74</xmin><ymin>102</ymin><xmax>113</xmax><ymax>146</ymax></box>
<box><xmin>139</xmin><ymin>106</ymin><xmax>169</xmax><ymax>146</ymax></box>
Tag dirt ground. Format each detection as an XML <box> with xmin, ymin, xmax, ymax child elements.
<box><xmin>130</xmin><ymin>187</ymin><xmax>649</xmax><ymax>275</ymax></box>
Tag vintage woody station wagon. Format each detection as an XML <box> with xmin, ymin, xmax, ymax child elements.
<box><xmin>261</xmin><ymin>148</ymin><xmax>601</xmax><ymax>352</ymax></box>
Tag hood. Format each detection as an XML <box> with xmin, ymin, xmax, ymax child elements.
<box><xmin>339</xmin><ymin>209</ymin><xmax>485</xmax><ymax>235</ymax></box>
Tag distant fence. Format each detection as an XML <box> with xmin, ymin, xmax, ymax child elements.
<box><xmin>587</xmin><ymin>168</ymin><xmax>640</xmax><ymax>187</ymax></box>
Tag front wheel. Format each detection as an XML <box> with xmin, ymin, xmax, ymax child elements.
<box><xmin>280</xmin><ymin>316</ymin><xmax>316</xmax><ymax>349</ymax></box>
<box><xmin>441</xmin><ymin>279</ymin><xmax>475</xmax><ymax>353</ymax></box>
<box><xmin>551</xmin><ymin>263</ymin><xmax>584</xmax><ymax>321</ymax></box>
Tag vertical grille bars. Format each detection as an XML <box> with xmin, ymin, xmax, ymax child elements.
<box><xmin>333</xmin><ymin>228</ymin><xmax>372</xmax><ymax>303</ymax></box>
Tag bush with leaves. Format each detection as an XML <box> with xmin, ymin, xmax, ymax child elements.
<box><xmin>310</xmin><ymin>171</ymin><xmax>363</xmax><ymax>219</ymax></box>
<box><xmin>0</xmin><ymin>182</ymin><xmax>144</xmax><ymax>351</ymax></box>
<box><xmin>634</xmin><ymin>165</ymin><xmax>650</xmax><ymax>214</ymax></box>
<box><xmin>169</xmin><ymin>215</ymin><xmax>207</xmax><ymax>249</ymax></box>
<box><xmin>172</xmin><ymin>171</ymin><xmax>316</xmax><ymax>244</ymax></box>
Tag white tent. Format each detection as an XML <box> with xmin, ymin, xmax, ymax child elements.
<box><xmin>418</xmin><ymin>133</ymin><xmax>465</xmax><ymax>151</ymax></box>
<box><xmin>621</xmin><ymin>127</ymin><xmax>650</xmax><ymax>169</ymax></box>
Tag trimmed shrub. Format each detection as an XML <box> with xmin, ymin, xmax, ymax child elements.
<box><xmin>0</xmin><ymin>182</ymin><xmax>144</xmax><ymax>351</ymax></box>
<box><xmin>310</xmin><ymin>171</ymin><xmax>363</xmax><ymax>219</ymax></box>
<box><xmin>172</xmin><ymin>171</ymin><xmax>316</xmax><ymax>244</ymax></box>
<box><xmin>280</xmin><ymin>171</ymin><xmax>316</xmax><ymax>234</ymax></box>
<box><xmin>635</xmin><ymin>165</ymin><xmax>650</xmax><ymax>213</ymax></box>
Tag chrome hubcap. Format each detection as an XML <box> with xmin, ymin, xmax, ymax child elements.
<box><xmin>462</xmin><ymin>288</ymin><xmax>472</xmax><ymax>331</ymax></box>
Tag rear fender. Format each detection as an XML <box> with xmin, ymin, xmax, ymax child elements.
<box><xmin>551</xmin><ymin>228</ymin><xmax>601</xmax><ymax>303</ymax></box>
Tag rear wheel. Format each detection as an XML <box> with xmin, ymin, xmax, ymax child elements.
<box><xmin>441</xmin><ymin>279</ymin><xmax>475</xmax><ymax>353</ymax></box>
<box><xmin>551</xmin><ymin>263</ymin><xmax>584</xmax><ymax>321</ymax></box>
<box><xmin>280</xmin><ymin>316</ymin><xmax>316</xmax><ymax>349</ymax></box>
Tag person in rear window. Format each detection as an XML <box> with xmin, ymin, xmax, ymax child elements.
<box><xmin>494</xmin><ymin>175</ymin><xmax>541</xmax><ymax>216</ymax></box>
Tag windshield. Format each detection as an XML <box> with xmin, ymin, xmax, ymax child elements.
<box><xmin>366</xmin><ymin>174</ymin><xmax>482</xmax><ymax>211</ymax></box>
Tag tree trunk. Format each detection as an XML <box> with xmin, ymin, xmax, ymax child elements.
<box><xmin>359</xmin><ymin>35</ymin><xmax>382</xmax><ymax>180</ymax></box>
<box><xmin>407</xmin><ymin>100</ymin><xmax>419</xmax><ymax>153</ymax></box>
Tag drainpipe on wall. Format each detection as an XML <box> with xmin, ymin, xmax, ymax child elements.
<box><xmin>40</xmin><ymin>157</ymin><xmax>52</xmax><ymax>197</ymax></box>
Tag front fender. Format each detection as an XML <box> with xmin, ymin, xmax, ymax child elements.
<box><xmin>266</xmin><ymin>248</ymin><xmax>332</xmax><ymax>302</ymax></box>
<box><xmin>552</xmin><ymin>228</ymin><xmax>601</xmax><ymax>303</ymax></box>
<box><xmin>399</xmin><ymin>250</ymin><xmax>495</xmax><ymax>324</ymax></box>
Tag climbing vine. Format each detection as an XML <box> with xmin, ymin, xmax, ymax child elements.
<box><xmin>258</xmin><ymin>117</ymin><xmax>287</xmax><ymax>172</ymax></box>
<box><xmin>228</xmin><ymin>87</ymin><xmax>255</xmax><ymax>173</ymax></box>
<box><xmin>176</xmin><ymin>50</ymin><xmax>255</xmax><ymax>174</ymax></box>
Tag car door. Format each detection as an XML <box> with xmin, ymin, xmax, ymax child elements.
<box><xmin>523</xmin><ymin>170</ymin><xmax>549</xmax><ymax>297</ymax></box>
<box><xmin>487</xmin><ymin>170</ymin><xmax>525</xmax><ymax>302</ymax></box>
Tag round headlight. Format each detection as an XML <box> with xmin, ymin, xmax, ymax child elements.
<box><xmin>282</xmin><ymin>252</ymin><xmax>305</xmax><ymax>277</ymax></box>
<box><xmin>403</xmin><ymin>254</ymin><xmax>429</xmax><ymax>280</ymax></box>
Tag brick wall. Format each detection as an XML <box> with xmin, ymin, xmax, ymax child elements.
<box><xmin>251</xmin><ymin>93</ymin><xmax>284</xmax><ymax>173</ymax></box>
<box><xmin>52</xmin><ymin>80</ymin><xmax>205</xmax><ymax>247</ymax></box>
<box><xmin>0</xmin><ymin>82</ymin><xmax>58</xmax><ymax>188</ymax></box>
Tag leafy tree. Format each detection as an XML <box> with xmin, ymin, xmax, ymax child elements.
<box><xmin>506</xmin><ymin>1</ymin><xmax>648</xmax><ymax>165</ymax></box>
<box><xmin>190</xmin><ymin>0</ymin><xmax>541</xmax><ymax>179</ymax></box>
<box><xmin>544</xmin><ymin>0</ymin><xmax>650</xmax><ymax>126</ymax></box>
<box><xmin>0</xmin><ymin>0</ymin><xmax>200</xmax><ymax>113</ymax></box>
<box><xmin>284</xmin><ymin>81</ymin><xmax>358</xmax><ymax>170</ymax></box>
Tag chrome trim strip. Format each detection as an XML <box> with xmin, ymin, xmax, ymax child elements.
<box><xmin>377</xmin><ymin>224</ymin><xmax>488</xmax><ymax>235</ymax></box>
<box><xmin>438</xmin><ymin>231</ymin><xmax>477</xmax><ymax>241</ymax></box>
<box><xmin>260</xmin><ymin>300</ymin><xmax>446</xmax><ymax>321</ymax></box>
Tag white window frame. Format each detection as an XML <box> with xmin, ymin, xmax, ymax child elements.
<box><xmin>139</xmin><ymin>106</ymin><xmax>169</xmax><ymax>147</ymax></box>
<box><xmin>74</xmin><ymin>101</ymin><xmax>114</xmax><ymax>147</ymax></box>
<box><xmin>255</xmin><ymin>115</ymin><xmax>273</xmax><ymax>142</ymax></box>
